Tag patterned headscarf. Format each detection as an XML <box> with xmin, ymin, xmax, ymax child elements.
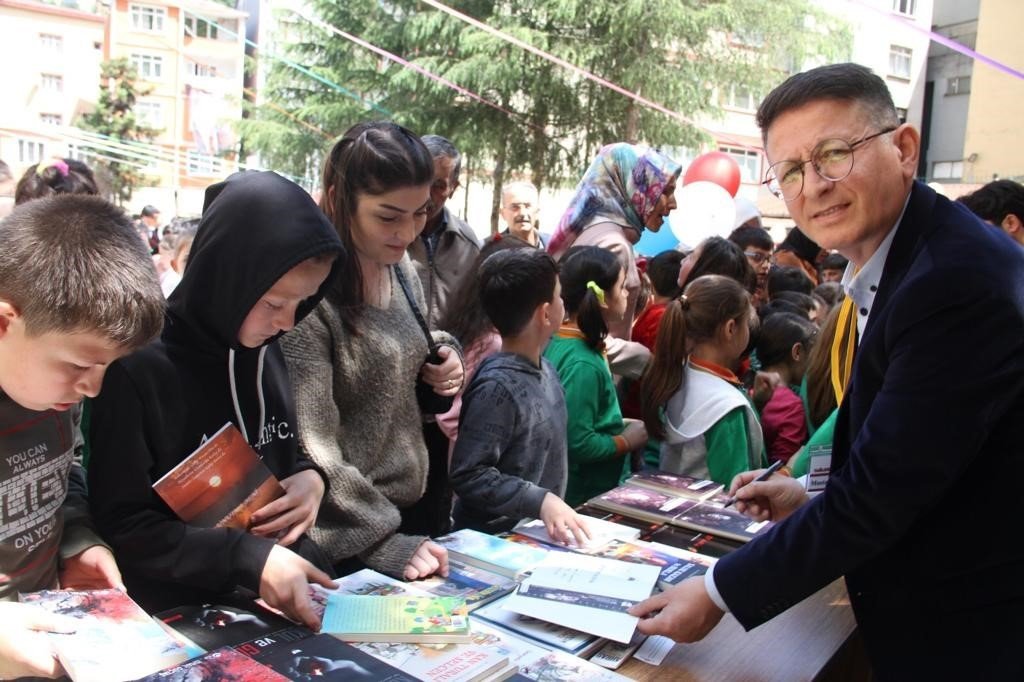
<box><xmin>548</xmin><ymin>143</ymin><xmax>681</xmax><ymax>257</ymax></box>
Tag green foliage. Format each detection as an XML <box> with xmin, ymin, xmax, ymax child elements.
<box><xmin>242</xmin><ymin>0</ymin><xmax>851</xmax><ymax>226</ymax></box>
<box><xmin>79</xmin><ymin>58</ymin><xmax>159</xmax><ymax>205</ymax></box>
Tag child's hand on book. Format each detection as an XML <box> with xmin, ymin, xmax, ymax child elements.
<box><xmin>403</xmin><ymin>540</ymin><xmax>449</xmax><ymax>581</ymax></box>
<box><xmin>259</xmin><ymin>545</ymin><xmax>336</xmax><ymax>631</ymax></box>
<box><xmin>539</xmin><ymin>493</ymin><xmax>592</xmax><ymax>547</ymax></box>
<box><xmin>250</xmin><ymin>469</ymin><xmax>326</xmax><ymax>546</ymax></box>
<box><xmin>0</xmin><ymin>602</ymin><xmax>76</xmax><ymax>679</ymax></box>
<box><xmin>59</xmin><ymin>545</ymin><xmax>125</xmax><ymax>592</ymax></box>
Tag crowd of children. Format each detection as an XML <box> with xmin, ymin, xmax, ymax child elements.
<box><xmin>5</xmin><ymin>134</ymin><xmax>999</xmax><ymax>679</ymax></box>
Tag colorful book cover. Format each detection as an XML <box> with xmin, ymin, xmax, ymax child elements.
<box><xmin>512</xmin><ymin>516</ymin><xmax>641</xmax><ymax>549</ymax></box>
<box><xmin>669</xmin><ymin>499</ymin><xmax>773</xmax><ymax>543</ymax></box>
<box><xmin>133</xmin><ymin>647</ymin><xmax>288</xmax><ymax>681</ymax></box>
<box><xmin>412</xmin><ymin>559</ymin><xmax>517</xmax><ymax>611</ymax></box>
<box><xmin>241</xmin><ymin>632</ymin><xmax>419</xmax><ymax>681</ymax></box>
<box><xmin>20</xmin><ymin>589</ymin><xmax>191</xmax><ymax>682</ymax></box>
<box><xmin>322</xmin><ymin>595</ymin><xmax>472</xmax><ymax>644</ymax></box>
<box><xmin>473</xmin><ymin>620</ymin><xmax>630</xmax><ymax>680</ymax></box>
<box><xmin>499</xmin><ymin>532</ymin><xmax>574</xmax><ymax>554</ymax></box>
<box><xmin>504</xmin><ymin>553</ymin><xmax>660</xmax><ymax>644</ymax></box>
<box><xmin>152</xmin><ymin>422</ymin><xmax>284</xmax><ymax>530</ymax></box>
<box><xmin>434</xmin><ymin>528</ymin><xmax>548</xmax><ymax>578</ymax></box>
<box><xmin>473</xmin><ymin>598</ymin><xmax>604</xmax><ymax>657</ymax></box>
<box><xmin>582</xmin><ymin>539</ymin><xmax>707</xmax><ymax>590</ymax></box>
<box><xmin>156</xmin><ymin>603</ymin><xmax>306</xmax><ymax>651</ymax></box>
<box><xmin>627</xmin><ymin>470</ymin><xmax>724</xmax><ymax>500</ymax></box>
<box><xmin>587</xmin><ymin>485</ymin><xmax>698</xmax><ymax>525</ymax></box>
<box><xmin>644</xmin><ymin>525</ymin><xmax>744</xmax><ymax>558</ymax></box>
<box><xmin>350</xmin><ymin>636</ymin><xmax>509</xmax><ymax>682</ymax></box>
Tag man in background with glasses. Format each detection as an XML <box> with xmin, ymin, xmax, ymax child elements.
<box><xmin>630</xmin><ymin>63</ymin><xmax>1024</xmax><ymax>679</ymax></box>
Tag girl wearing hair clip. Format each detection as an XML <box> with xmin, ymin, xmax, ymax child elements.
<box><xmin>14</xmin><ymin>157</ymin><xmax>98</xmax><ymax>205</ymax></box>
<box><xmin>640</xmin><ymin>274</ymin><xmax>765</xmax><ymax>485</ymax></box>
<box><xmin>544</xmin><ymin>246</ymin><xmax>649</xmax><ymax>506</ymax></box>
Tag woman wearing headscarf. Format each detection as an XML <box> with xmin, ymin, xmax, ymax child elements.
<box><xmin>548</xmin><ymin>143</ymin><xmax>681</xmax><ymax>341</ymax></box>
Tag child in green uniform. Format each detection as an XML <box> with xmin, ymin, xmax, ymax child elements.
<box><xmin>641</xmin><ymin>274</ymin><xmax>765</xmax><ymax>485</ymax></box>
<box><xmin>544</xmin><ymin>247</ymin><xmax>648</xmax><ymax>506</ymax></box>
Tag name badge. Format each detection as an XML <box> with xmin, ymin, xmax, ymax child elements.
<box><xmin>807</xmin><ymin>445</ymin><xmax>832</xmax><ymax>493</ymax></box>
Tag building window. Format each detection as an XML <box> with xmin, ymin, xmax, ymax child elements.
<box><xmin>724</xmin><ymin>86</ymin><xmax>757</xmax><ymax>112</ymax></box>
<box><xmin>947</xmin><ymin>76</ymin><xmax>971</xmax><ymax>95</ymax></box>
<box><xmin>719</xmin><ymin>146</ymin><xmax>761</xmax><ymax>184</ymax></box>
<box><xmin>892</xmin><ymin>0</ymin><xmax>916</xmax><ymax>15</ymax></box>
<box><xmin>187</xmin><ymin>61</ymin><xmax>218</xmax><ymax>78</ymax></box>
<box><xmin>184</xmin><ymin>14</ymin><xmax>237</xmax><ymax>41</ymax></box>
<box><xmin>187</xmin><ymin>150</ymin><xmax>218</xmax><ymax>176</ymax></box>
<box><xmin>135</xmin><ymin>101</ymin><xmax>163</xmax><ymax>129</ymax></box>
<box><xmin>888</xmin><ymin>45</ymin><xmax>912</xmax><ymax>80</ymax></box>
<box><xmin>40</xmin><ymin>33</ymin><xmax>63</xmax><ymax>52</ymax></box>
<box><xmin>40</xmin><ymin>113</ymin><xmax>62</xmax><ymax>126</ymax></box>
<box><xmin>131</xmin><ymin>53</ymin><xmax>164</xmax><ymax>80</ymax></box>
<box><xmin>932</xmin><ymin>161</ymin><xmax>963</xmax><ymax>180</ymax></box>
<box><xmin>40</xmin><ymin>74</ymin><xmax>63</xmax><ymax>92</ymax></box>
<box><xmin>130</xmin><ymin>4</ymin><xmax>166</xmax><ymax>32</ymax></box>
<box><xmin>18</xmin><ymin>140</ymin><xmax>45</xmax><ymax>164</ymax></box>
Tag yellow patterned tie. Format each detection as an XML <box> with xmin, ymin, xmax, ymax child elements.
<box><xmin>830</xmin><ymin>296</ymin><xmax>858</xmax><ymax>405</ymax></box>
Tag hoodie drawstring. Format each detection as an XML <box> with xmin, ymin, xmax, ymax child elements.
<box><xmin>228</xmin><ymin>347</ymin><xmax>268</xmax><ymax>448</ymax></box>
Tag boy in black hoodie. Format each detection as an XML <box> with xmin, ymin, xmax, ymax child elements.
<box><xmin>449</xmin><ymin>249</ymin><xmax>590</xmax><ymax>545</ymax></box>
<box><xmin>88</xmin><ymin>172</ymin><xmax>343</xmax><ymax>629</ymax></box>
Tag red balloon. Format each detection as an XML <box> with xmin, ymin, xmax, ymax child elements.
<box><xmin>683</xmin><ymin>152</ymin><xmax>742</xmax><ymax>197</ymax></box>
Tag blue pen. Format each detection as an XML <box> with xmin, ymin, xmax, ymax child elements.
<box><xmin>723</xmin><ymin>459</ymin><xmax>785</xmax><ymax>508</ymax></box>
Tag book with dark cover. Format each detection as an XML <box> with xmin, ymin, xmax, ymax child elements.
<box><xmin>575</xmin><ymin>505</ymin><xmax>664</xmax><ymax>536</ymax></box>
<box><xmin>668</xmin><ymin>499</ymin><xmax>773</xmax><ymax>543</ymax></box>
<box><xmin>586</xmin><ymin>485</ymin><xmax>698</xmax><ymax>525</ymax></box>
<box><xmin>644</xmin><ymin>525</ymin><xmax>743</xmax><ymax>558</ymax></box>
<box><xmin>152</xmin><ymin>422</ymin><xmax>284</xmax><ymax>530</ymax></box>
<box><xmin>627</xmin><ymin>470</ymin><xmax>724</xmax><ymax>501</ymax></box>
<box><xmin>133</xmin><ymin>647</ymin><xmax>288</xmax><ymax>681</ymax></box>
<box><xmin>156</xmin><ymin>603</ymin><xmax>308</xmax><ymax>651</ymax></box>
<box><xmin>584</xmin><ymin>539</ymin><xmax>707</xmax><ymax>590</ymax></box>
<box><xmin>241</xmin><ymin>632</ymin><xmax>419</xmax><ymax>681</ymax></box>
<box><xmin>20</xmin><ymin>589</ymin><xmax>191</xmax><ymax>682</ymax></box>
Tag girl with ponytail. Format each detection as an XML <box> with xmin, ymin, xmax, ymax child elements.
<box><xmin>641</xmin><ymin>274</ymin><xmax>764</xmax><ymax>485</ymax></box>
<box><xmin>544</xmin><ymin>246</ymin><xmax>648</xmax><ymax>505</ymax></box>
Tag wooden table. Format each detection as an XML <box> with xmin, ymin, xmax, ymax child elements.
<box><xmin>618</xmin><ymin>579</ymin><xmax>870</xmax><ymax>681</ymax></box>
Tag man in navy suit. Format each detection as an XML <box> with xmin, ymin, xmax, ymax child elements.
<box><xmin>630</xmin><ymin>63</ymin><xmax>1024</xmax><ymax>679</ymax></box>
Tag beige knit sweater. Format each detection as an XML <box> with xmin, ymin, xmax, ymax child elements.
<box><xmin>281</xmin><ymin>256</ymin><xmax>455</xmax><ymax>577</ymax></box>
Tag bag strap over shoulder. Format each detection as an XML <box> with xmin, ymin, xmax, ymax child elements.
<box><xmin>392</xmin><ymin>264</ymin><xmax>434</xmax><ymax>348</ymax></box>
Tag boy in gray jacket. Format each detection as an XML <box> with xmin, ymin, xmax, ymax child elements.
<box><xmin>450</xmin><ymin>249</ymin><xmax>590</xmax><ymax>545</ymax></box>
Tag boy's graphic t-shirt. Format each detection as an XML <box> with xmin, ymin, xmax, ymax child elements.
<box><xmin>0</xmin><ymin>393</ymin><xmax>73</xmax><ymax>599</ymax></box>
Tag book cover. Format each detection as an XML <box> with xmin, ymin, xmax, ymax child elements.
<box><xmin>627</xmin><ymin>470</ymin><xmax>724</xmax><ymax>500</ymax></box>
<box><xmin>321</xmin><ymin>595</ymin><xmax>472</xmax><ymax>644</ymax></box>
<box><xmin>586</xmin><ymin>485</ymin><xmax>698</xmax><ymax>525</ymax></box>
<box><xmin>512</xmin><ymin>516</ymin><xmax>640</xmax><ymax>550</ymax></box>
<box><xmin>582</xmin><ymin>539</ymin><xmax>707</xmax><ymax>590</ymax></box>
<box><xmin>643</xmin><ymin>525</ymin><xmax>743</xmax><ymax>558</ymax></box>
<box><xmin>412</xmin><ymin>559</ymin><xmax>517</xmax><ymax>611</ymax></box>
<box><xmin>511</xmin><ymin>651</ymin><xmax>631</xmax><ymax>681</ymax></box>
<box><xmin>669</xmin><ymin>499</ymin><xmax>773</xmax><ymax>544</ymax></box>
<box><xmin>241</xmin><ymin>632</ymin><xmax>420</xmax><ymax>681</ymax></box>
<box><xmin>349</xmin><ymin>637</ymin><xmax>509</xmax><ymax>682</ymax></box>
<box><xmin>575</xmin><ymin>506</ymin><xmax>664</xmax><ymax>536</ymax></box>
<box><xmin>20</xmin><ymin>589</ymin><xmax>191</xmax><ymax>682</ymax></box>
<box><xmin>434</xmin><ymin>529</ymin><xmax>548</xmax><ymax>579</ymax></box>
<box><xmin>152</xmin><ymin>422</ymin><xmax>284</xmax><ymax>530</ymax></box>
<box><xmin>473</xmin><ymin>598</ymin><xmax>604</xmax><ymax>657</ymax></box>
<box><xmin>133</xmin><ymin>647</ymin><xmax>288</xmax><ymax>681</ymax></box>
<box><xmin>587</xmin><ymin>631</ymin><xmax>647</xmax><ymax>671</ymax></box>
<box><xmin>156</xmin><ymin>603</ymin><xmax>306</xmax><ymax>651</ymax></box>
<box><xmin>499</xmin><ymin>532</ymin><xmax>574</xmax><ymax>554</ymax></box>
<box><xmin>504</xmin><ymin>553</ymin><xmax>660</xmax><ymax>644</ymax></box>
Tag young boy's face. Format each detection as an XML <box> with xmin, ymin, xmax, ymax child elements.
<box><xmin>237</xmin><ymin>257</ymin><xmax>333</xmax><ymax>348</ymax></box>
<box><xmin>0</xmin><ymin>303</ymin><xmax>125</xmax><ymax>412</ymax></box>
<box><xmin>544</xmin><ymin>279</ymin><xmax>565</xmax><ymax>340</ymax></box>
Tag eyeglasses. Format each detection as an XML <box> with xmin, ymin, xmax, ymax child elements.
<box><xmin>763</xmin><ymin>127</ymin><xmax>897</xmax><ymax>202</ymax></box>
<box><xmin>743</xmin><ymin>251</ymin><xmax>770</xmax><ymax>265</ymax></box>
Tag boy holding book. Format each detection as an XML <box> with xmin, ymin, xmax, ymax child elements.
<box><xmin>0</xmin><ymin>195</ymin><xmax>165</xmax><ymax>678</ymax></box>
<box><xmin>449</xmin><ymin>249</ymin><xmax>590</xmax><ymax>545</ymax></box>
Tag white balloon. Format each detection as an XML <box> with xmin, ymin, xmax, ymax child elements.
<box><xmin>669</xmin><ymin>181</ymin><xmax>737</xmax><ymax>245</ymax></box>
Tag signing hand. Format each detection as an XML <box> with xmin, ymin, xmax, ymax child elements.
<box><xmin>259</xmin><ymin>545</ymin><xmax>335</xmax><ymax>631</ymax></box>
<box><xmin>539</xmin><ymin>492</ymin><xmax>592</xmax><ymax>547</ymax></box>
<box><xmin>420</xmin><ymin>345</ymin><xmax>464</xmax><ymax>397</ymax></box>
<box><xmin>251</xmin><ymin>469</ymin><xmax>326</xmax><ymax>546</ymax></box>
<box><xmin>628</xmin><ymin>576</ymin><xmax>725</xmax><ymax>642</ymax></box>
<box><xmin>0</xmin><ymin>602</ymin><xmax>77</xmax><ymax>680</ymax></box>
<box><xmin>403</xmin><ymin>540</ymin><xmax>449</xmax><ymax>581</ymax></box>
<box><xmin>59</xmin><ymin>545</ymin><xmax>124</xmax><ymax>591</ymax></box>
<box><xmin>729</xmin><ymin>469</ymin><xmax>809</xmax><ymax>523</ymax></box>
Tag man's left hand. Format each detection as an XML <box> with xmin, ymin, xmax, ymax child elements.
<box><xmin>60</xmin><ymin>545</ymin><xmax>124</xmax><ymax>591</ymax></box>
